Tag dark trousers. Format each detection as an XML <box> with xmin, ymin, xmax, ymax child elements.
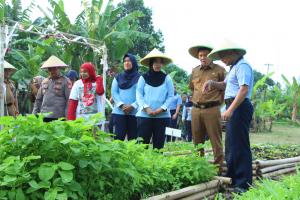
<box><xmin>169</xmin><ymin>109</ymin><xmax>178</xmax><ymax>128</ymax></box>
<box><xmin>185</xmin><ymin>120</ymin><xmax>192</xmax><ymax>142</ymax></box>
<box><xmin>108</xmin><ymin>115</ymin><xmax>114</xmax><ymax>133</ymax></box>
<box><xmin>225</xmin><ymin>98</ymin><xmax>253</xmax><ymax>189</ymax></box>
<box><xmin>113</xmin><ymin>114</ymin><xmax>138</xmax><ymax>141</ymax></box>
<box><xmin>43</xmin><ymin>117</ymin><xmax>58</xmax><ymax>122</ymax></box>
<box><xmin>137</xmin><ymin>117</ymin><xmax>169</xmax><ymax>149</ymax></box>
<box><xmin>166</xmin><ymin>109</ymin><xmax>178</xmax><ymax>142</ymax></box>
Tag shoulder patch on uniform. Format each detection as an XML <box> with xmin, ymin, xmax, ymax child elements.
<box><xmin>42</xmin><ymin>78</ymin><xmax>49</xmax><ymax>84</ymax></box>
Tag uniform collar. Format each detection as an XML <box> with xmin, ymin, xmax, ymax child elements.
<box><xmin>49</xmin><ymin>74</ymin><xmax>62</xmax><ymax>80</ymax></box>
<box><xmin>230</xmin><ymin>56</ymin><xmax>244</xmax><ymax>70</ymax></box>
<box><xmin>200</xmin><ymin>62</ymin><xmax>214</xmax><ymax>70</ymax></box>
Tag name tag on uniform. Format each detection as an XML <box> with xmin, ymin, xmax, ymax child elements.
<box><xmin>165</xmin><ymin>127</ymin><xmax>182</xmax><ymax>138</ymax></box>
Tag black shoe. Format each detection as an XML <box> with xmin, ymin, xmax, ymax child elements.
<box><xmin>233</xmin><ymin>187</ymin><xmax>247</xmax><ymax>194</ymax></box>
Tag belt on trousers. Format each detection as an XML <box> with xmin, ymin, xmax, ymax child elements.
<box><xmin>193</xmin><ymin>101</ymin><xmax>220</xmax><ymax>109</ymax></box>
<box><xmin>225</xmin><ymin>98</ymin><xmax>235</xmax><ymax>106</ymax></box>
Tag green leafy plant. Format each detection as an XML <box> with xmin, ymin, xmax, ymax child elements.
<box><xmin>234</xmin><ymin>172</ymin><xmax>300</xmax><ymax>200</ymax></box>
<box><xmin>0</xmin><ymin>115</ymin><xmax>216</xmax><ymax>199</ymax></box>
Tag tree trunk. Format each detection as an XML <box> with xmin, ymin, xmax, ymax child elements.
<box><xmin>268</xmin><ymin>118</ymin><xmax>273</xmax><ymax>132</ymax></box>
<box><xmin>252</xmin><ymin>114</ymin><xmax>258</xmax><ymax>133</ymax></box>
<box><xmin>291</xmin><ymin>92</ymin><xmax>299</xmax><ymax>122</ymax></box>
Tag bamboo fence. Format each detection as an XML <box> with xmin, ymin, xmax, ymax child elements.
<box><xmin>145</xmin><ymin>177</ymin><xmax>231</xmax><ymax>200</ymax></box>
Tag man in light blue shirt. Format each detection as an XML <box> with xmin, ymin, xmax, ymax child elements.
<box><xmin>182</xmin><ymin>95</ymin><xmax>193</xmax><ymax>142</ymax></box>
<box><xmin>166</xmin><ymin>85</ymin><xmax>182</xmax><ymax>142</ymax></box>
<box><xmin>206</xmin><ymin>39</ymin><xmax>254</xmax><ymax>193</ymax></box>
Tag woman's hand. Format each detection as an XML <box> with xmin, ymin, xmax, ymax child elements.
<box><xmin>122</xmin><ymin>104</ymin><xmax>134</xmax><ymax>114</ymax></box>
<box><xmin>153</xmin><ymin>108</ymin><xmax>164</xmax><ymax>116</ymax></box>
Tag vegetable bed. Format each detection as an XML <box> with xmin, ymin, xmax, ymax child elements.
<box><xmin>0</xmin><ymin>115</ymin><xmax>216</xmax><ymax>200</ymax></box>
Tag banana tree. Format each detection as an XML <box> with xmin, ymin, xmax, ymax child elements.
<box><xmin>80</xmin><ymin>0</ymin><xmax>149</xmax><ymax>60</ymax></box>
<box><xmin>282</xmin><ymin>75</ymin><xmax>300</xmax><ymax>122</ymax></box>
<box><xmin>251</xmin><ymin>72</ymin><xmax>275</xmax><ymax>132</ymax></box>
<box><xmin>4</xmin><ymin>0</ymin><xmax>35</xmax><ymax>24</ymax></box>
<box><xmin>0</xmin><ymin>0</ymin><xmax>4</xmax><ymax>23</ymax></box>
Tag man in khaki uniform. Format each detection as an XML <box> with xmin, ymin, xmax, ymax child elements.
<box><xmin>3</xmin><ymin>61</ymin><xmax>19</xmax><ymax>117</ymax></box>
<box><xmin>188</xmin><ymin>44</ymin><xmax>226</xmax><ymax>169</ymax></box>
<box><xmin>33</xmin><ymin>56</ymin><xmax>72</xmax><ymax>122</ymax></box>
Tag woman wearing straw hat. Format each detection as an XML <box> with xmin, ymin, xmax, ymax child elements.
<box><xmin>33</xmin><ymin>55</ymin><xmax>72</xmax><ymax>122</ymax></box>
<box><xmin>3</xmin><ymin>61</ymin><xmax>19</xmax><ymax>117</ymax></box>
<box><xmin>188</xmin><ymin>44</ymin><xmax>226</xmax><ymax>170</ymax></box>
<box><xmin>136</xmin><ymin>48</ymin><xmax>174</xmax><ymax>149</ymax></box>
<box><xmin>206</xmin><ymin>39</ymin><xmax>254</xmax><ymax>193</ymax></box>
<box><xmin>111</xmin><ymin>53</ymin><xmax>140</xmax><ymax>141</ymax></box>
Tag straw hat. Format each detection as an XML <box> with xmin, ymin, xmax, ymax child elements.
<box><xmin>188</xmin><ymin>44</ymin><xmax>213</xmax><ymax>59</ymax></box>
<box><xmin>40</xmin><ymin>55</ymin><xmax>68</xmax><ymax>69</ymax></box>
<box><xmin>4</xmin><ymin>61</ymin><xmax>17</xmax><ymax>71</ymax></box>
<box><xmin>140</xmin><ymin>48</ymin><xmax>172</xmax><ymax>67</ymax></box>
<box><xmin>208</xmin><ymin>39</ymin><xmax>246</xmax><ymax>61</ymax></box>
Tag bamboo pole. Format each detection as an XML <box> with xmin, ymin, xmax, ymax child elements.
<box><xmin>144</xmin><ymin>180</ymin><xmax>220</xmax><ymax>200</ymax></box>
<box><xmin>261</xmin><ymin>167</ymin><xmax>297</xmax><ymax>178</ymax></box>
<box><xmin>163</xmin><ymin>150</ymin><xmax>193</xmax><ymax>156</ymax></box>
<box><xmin>258</xmin><ymin>162</ymin><xmax>300</xmax><ymax>174</ymax></box>
<box><xmin>220</xmin><ymin>167</ymin><xmax>257</xmax><ymax>176</ymax></box>
<box><xmin>0</xmin><ymin>25</ymin><xmax>5</xmax><ymax>118</ymax></box>
<box><xmin>216</xmin><ymin>161</ymin><xmax>258</xmax><ymax>170</ymax></box>
<box><xmin>256</xmin><ymin>156</ymin><xmax>300</xmax><ymax>168</ymax></box>
<box><xmin>214</xmin><ymin>176</ymin><xmax>232</xmax><ymax>185</ymax></box>
<box><xmin>180</xmin><ymin>187</ymin><xmax>219</xmax><ymax>200</ymax></box>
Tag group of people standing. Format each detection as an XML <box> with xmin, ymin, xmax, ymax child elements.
<box><xmin>3</xmin><ymin>38</ymin><xmax>254</xmax><ymax>193</ymax></box>
<box><xmin>188</xmin><ymin>39</ymin><xmax>254</xmax><ymax>193</ymax></box>
<box><xmin>110</xmin><ymin>39</ymin><xmax>254</xmax><ymax>192</ymax></box>
<box><xmin>111</xmin><ymin>49</ymin><xmax>175</xmax><ymax>149</ymax></box>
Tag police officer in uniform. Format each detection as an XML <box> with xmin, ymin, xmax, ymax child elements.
<box><xmin>33</xmin><ymin>56</ymin><xmax>72</xmax><ymax>122</ymax></box>
<box><xmin>206</xmin><ymin>39</ymin><xmax>254</xmax><ymax>193</ymax></box>
<box><xmin>188</xmin><ymin>44</ymin><xmax>226</xmax><ymax>170</ymax></box>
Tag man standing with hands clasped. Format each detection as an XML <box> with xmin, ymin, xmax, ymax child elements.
<box><xmin>188</xmin><ymin>43</ymin><xmax>225</xmax><ymax>171</ymax></box>
<box><xmin>204</xmin><ymin>39</ymin><xmax>254</xmax><ymax>193</ymax></box>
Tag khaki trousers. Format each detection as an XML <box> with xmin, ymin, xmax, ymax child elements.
<box><xmin>191</xmin><ymin>106</ymin><xmax>224</xmax><ymax>167</ymax></box>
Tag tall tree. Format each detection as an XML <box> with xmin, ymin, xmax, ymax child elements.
<box><xmin>117</xmin><ymin>0</ymin><xmax>165</xmax><ymax>57</ymax></box>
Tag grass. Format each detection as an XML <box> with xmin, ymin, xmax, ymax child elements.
<box><xmin>250</xmin><ymin>122</ymin><xmax>300</xmax><ymax>145</ymax></box>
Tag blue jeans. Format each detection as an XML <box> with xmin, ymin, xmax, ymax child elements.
<box><xmin>225</xmin><ymin>98</ymin><xmax>253</xmax><ymax>189</ymax></box>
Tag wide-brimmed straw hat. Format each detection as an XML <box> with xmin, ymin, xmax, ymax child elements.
<box><xmin>4</xmin><ymin>61</ymin><xmax>17</xmax><ymax>71</ymax></box>
<box><xmin>188</xmin><ymin>44</ymin><xmax>213</xmax><ymax>59</ymax></box>
<box><xmin>208</xmin><ymin>39</ymin><xmax>246</xmax><ymax>61</ymax></box>
<box><xmin>40</xmin><ymin>55</ymin><xmax>68</xmax><ymax>69</ymax></box>
<box><xmin>140</xmin><ymin>48</ymin><xmax>172</xmax><ymax>67</ymax></box>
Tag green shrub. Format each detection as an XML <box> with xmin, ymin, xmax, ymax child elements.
<box><xmin>0</xmin><ymin>115</ymin><xmax>216</xmax><ymax>199</ymax></box>
<box><xmin>234</xmin><ymin>172</ymin><xmax>300</xmax><ymax>200</ymax></box>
